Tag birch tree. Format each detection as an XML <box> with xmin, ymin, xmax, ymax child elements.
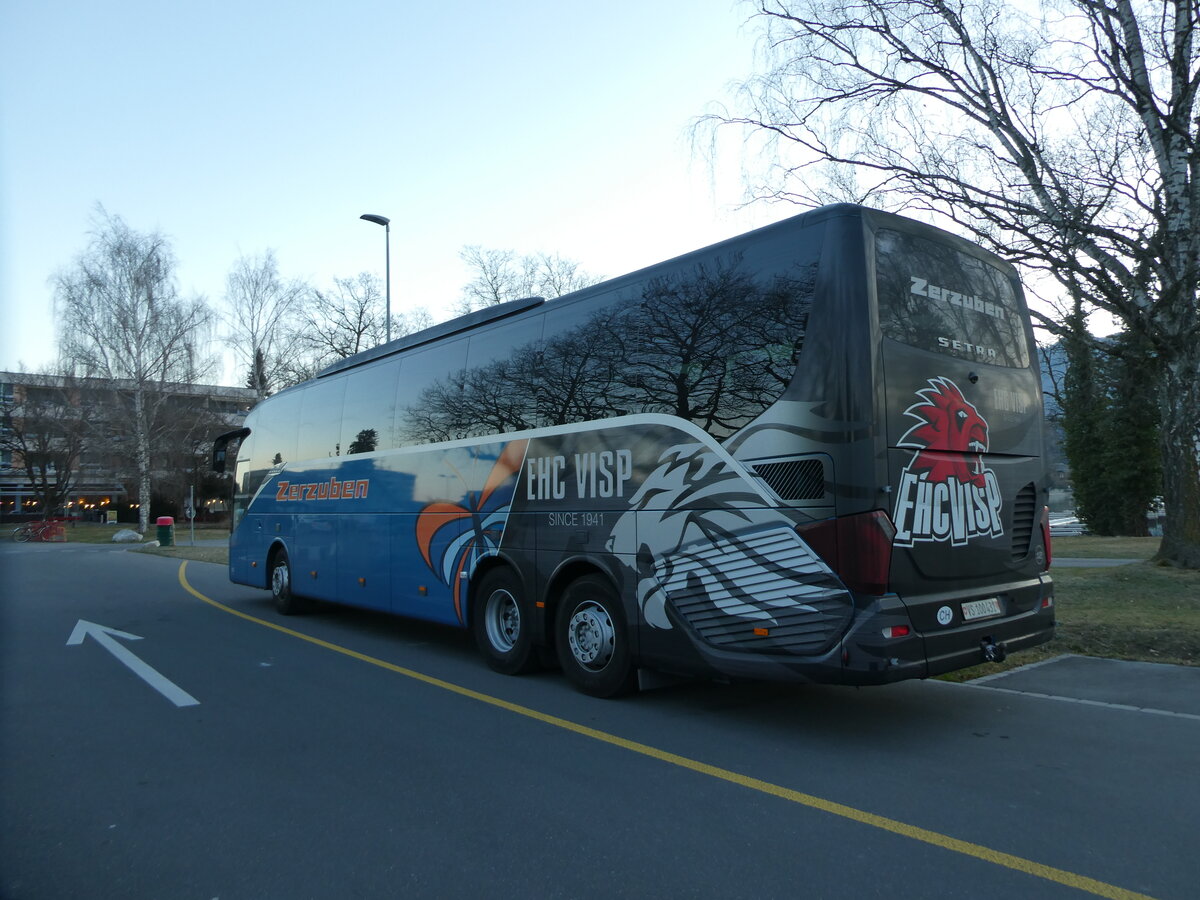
<box><xmin>55</xmin><ymin>209</ymin><xmax>214</xmax><ymax>534</ymax></box>
<box><xmin>223</xmin><ymin>250</ymin><xmax>307</xmax><ymax>401</ymax></box>
<box><xmin>711</xmin><ymin>0</ymin><xmax>1200</xmax><ymax>566</ymax></box>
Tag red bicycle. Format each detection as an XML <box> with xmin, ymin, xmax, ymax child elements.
<box><xmin>10</xmin><ymin>521</ymin><xmax>62</xmax><ymax>542</ymax></box>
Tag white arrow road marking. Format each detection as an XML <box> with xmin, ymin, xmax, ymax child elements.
<box><xmin>67</xmin><ymin>620</ymin><xmax>200</xmax><ymax>708</ymax></box>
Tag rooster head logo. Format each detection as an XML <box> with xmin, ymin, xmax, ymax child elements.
<box><xmin>898</xmin><ymin>377</ymin><xmax>989</xmax><ymax>487</ymax></box>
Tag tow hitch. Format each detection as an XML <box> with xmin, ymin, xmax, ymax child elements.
<box><xmin>981</xmin><ymin>638</ymin><xmax>1007</xmax><ymax>663</ymax></box>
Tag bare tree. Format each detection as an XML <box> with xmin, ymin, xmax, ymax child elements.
<box><xmin>279</xmin><ymin>273</ymin><xmax>434</xmax><ymax>382</ymax></box>
<box><xmin>709</xmin><ymin>0</ymin><xmax>1199</xmax><ymax>566</ymax></box>
<box><xmin>0</xmin><ymin>370</ymin><xmax>87</xmax><ymax>516</ymax></box>
<box><xmin>457</xmin><ymin>246</ymin><xmax>600</xmax><ymax>313</ymax></box>
<box><xmin>304</xmin><ymin>273</ymin><xmax>387</xmax><ymax>360</ymax></box>
<box><xmin>223</xmin><ymin>250</ymin><xmax>307</xmax><ymax>400</ymax></box>
<box><xmin>458</xmin><ymin>247</ymin><xmax>522</xmax><ymax>311</ymax></box>
<box><xmin>530</xmin><ymin>251</ymin><xmax>596</xmax><ymax>299</ymax></box>
<box><xmin>55</xmin><ymin>208</ymin><xmax>215</xmax><ymax>534</ymax></box>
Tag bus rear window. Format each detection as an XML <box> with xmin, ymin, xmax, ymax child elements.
<box><xmin>875</xmin><ymin>228</ymin><xmax>1029</xmax><ymax>368</ymax></box>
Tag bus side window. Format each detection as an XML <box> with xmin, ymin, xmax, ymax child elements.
<box><xmin>453</xmin><ymin>317</ymin><xmax>546</xmax><ymax>434</ymax></box>
<box><xmin>251</xmin><ymin>391</ymin><xmax>301</xmax><ymax>471</ymax></box>
<box><xmin>342</xmin><ymin>364</ymin><xmax>399</xmax><ymax>454</ymax></box>
<box><xmin>395</xmin><ymin>339</ymin><xmax>469</xmax><ymax>445</ymax></box>
<box><xmin>297</xmin><ymin>377</ymin><xmax>347</xmax><ymax>460</ymax></box>
<box><xmin>539</xmin><ymin>298</ymin><xmax>626</xmax><ymax>427</ymax></box>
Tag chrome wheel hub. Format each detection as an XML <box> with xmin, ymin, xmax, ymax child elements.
<box><xmin>484</xmin><ymin>589</ymin><xmax>520</xmax><ymax>652</ymax></box>
<box><xmin>567</xmin><ymin>601</ymin><xmax>614</xmax><ymax>670</ymax></box>
<box><xmin>272</xmin><ymin>563</ymin><xmax>289</xmax><ymax>597</ymax></box>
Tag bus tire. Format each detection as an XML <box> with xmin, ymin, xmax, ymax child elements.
<box><xmin>270</xmin><ymin>547</ymin><xmax>308</xmax><ymax>615</ymax></box>
<box><xmin>472</xmin><ymin>568</ymin><xmax>537</xmax><ymax>675</ymax></box>
<box><xmin>556</xmin><ymin>575</ymin><xmax>637</xmax><ymax>698</ymax></box>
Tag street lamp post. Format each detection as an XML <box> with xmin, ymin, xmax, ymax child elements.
<box><xmin>359</xmin><ymin>213</ymin><xmax>391</xmax><ymax>342</ymax></box>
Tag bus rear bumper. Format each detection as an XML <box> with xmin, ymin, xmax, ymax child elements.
<box><xmin>668</xmin><ymin>594</ymin><xmax>923</xmax><ymax>685</ymax></box>
<box><xmin>922</xmin><ymin>603</ymin><xmax>1056</xmax><ymax>678</ymax></box>
<box><xmin>669</xmin><ymin>586</ymin><xmax>1057</xmax><ymax>686</ymax></box>
<box><xmin>835</xmin><ymin>580</ymin><xmax>1057</xmax><ymax>683</ymax></box>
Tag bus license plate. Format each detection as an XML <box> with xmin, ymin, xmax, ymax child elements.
<box><xmin>962</xmin><ymin>597</ymin><xmax>1002</xmax><ymax>621</ymax></box>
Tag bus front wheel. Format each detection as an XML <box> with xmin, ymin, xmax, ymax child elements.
<box><xmin>472</xmin><ymin>568</ymin><xmax>537</xmax><ymax>675</ymax></box>
<box><xmin>556</xmin><ymin>575</ymin><xmax>636</xmax><ymax>698</ymax></box>
<box><xmin>270</xmin><ymin>548</ymin><xmax>307</xmax><ymax>615</ymax></box>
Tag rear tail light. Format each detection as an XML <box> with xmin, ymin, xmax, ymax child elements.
<box><xmin>1039</xmin><ymin>505</ymin><xmax>1052</xmax><ymax>571</ymax></box>
<box><xmin>797</xmin><ymin>510</ymin><xmax>896</xmax><ymax>595</ymax></box>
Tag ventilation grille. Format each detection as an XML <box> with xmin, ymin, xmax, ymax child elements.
<box><xmin>751</xmin><ymin>457</ymin><xmax>826</xmax><ymax>501</ymax></box>
<box><xmin>656</xmin><ymin>526</ymin><xmax>850</xmax><ymax>656</ymax></box>
<box><xmin>1010</xmin><ymin>482</ymin><xmax>1037</xmax><ymax>561</ymax></box>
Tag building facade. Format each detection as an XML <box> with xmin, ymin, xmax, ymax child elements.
<box><xmin>1</xmin><ymin>371</ymin><xmax>255</xmax><ymax>523</ymax></box>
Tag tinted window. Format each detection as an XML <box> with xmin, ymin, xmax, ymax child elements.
<box><xmin>467</xmin><ymin>318</ymin><xmax>544</xmax><ymax>368</ymax></box>
<box><xmin>876</xmin><ymin>228</ymin><xmax>1030</xmax><ymax>368</ymax></box>
<box><xmin>401</xmin><ymin>249</ymin><xmax>818</xmax><ymax>442</ymax></box>
<box><xmin>297</xmin><ymin>377</ymin><xmax>346</xmax><ymax>460</ymax></box>
<box><xmin>233</xmin><ymin>392</ymin><xmax>302</xmax><ymax>522</ymax></box>
<box><xmin>395</xmin><ymin>339</ymin><xmax>469</xmax><ymax>444</ymax></box>
<box><xmin>341</xmin><ymin>364</ymin><xmax>398</xmax><ymax>454</ymax></box>
<box><xmin>248</xmin><ymin>391</ymin><xmax>300</xmax><ymax>471</ymax></box>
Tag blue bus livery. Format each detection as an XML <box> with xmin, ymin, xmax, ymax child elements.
<box><xmin>213</xmin><ymin>204</ymin><xmax>1055</xmax><ymax>696</ymax></box>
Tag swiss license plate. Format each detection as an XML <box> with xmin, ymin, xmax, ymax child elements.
<box><xmin>962</xmin><ymin>597</ymin><xmax>1003</xmax><ymax>621</ymax></box>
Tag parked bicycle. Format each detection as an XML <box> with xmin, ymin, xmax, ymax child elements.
<box><xmin>11</xmin><ymin>521</ymin><xmax>61</xmax><ymax>542</ymax></box>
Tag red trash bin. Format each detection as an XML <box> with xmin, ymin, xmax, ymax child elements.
<box><xmin>156</xmin><ymin>516</ymin><xmax>175</xmax><ymax>547</ymax></box>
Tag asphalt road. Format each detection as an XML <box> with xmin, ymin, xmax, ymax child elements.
<box><xmin>1</xmin><ymin>542</ymin><xmax>1195</xmax><ymax>900</ymax></box>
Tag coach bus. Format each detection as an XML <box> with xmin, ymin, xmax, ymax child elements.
<box><xmin>213</xmin><ymin>204</ymin><xmax>1055</xmax><ymax>696</ymax></box>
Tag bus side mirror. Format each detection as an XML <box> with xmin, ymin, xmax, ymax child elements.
<box><xmin>212</xmin><ymin>427</ymin><xmax>250</xmax><ymax>474</ymax></box>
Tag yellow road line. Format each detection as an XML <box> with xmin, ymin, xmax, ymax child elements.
<box><xmin>178</xmin><ymin>562</ymin><xmax>1156</xmax><ymax>900</ymax></box>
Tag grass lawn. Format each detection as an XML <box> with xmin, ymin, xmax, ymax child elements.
<box><xmin>942</xmin><ymin>538</ymin><xmax>1199</xmax><ymax>679</ymax></box>
<box><xmin>43</xmin><ymin>521</ymin><xmax>232</xmax><ymax>564</ymax></box>
<box><xmin>132</xmin><ymin>542</ymin><xmax>230</xmax><ymax>565</ymax></box>
<box><xmin>1047</xmin><ymin>562</ymin><xmax>1199</xmax><ymax>666</ymax></box>
<box><xmin>50</xmin><ymin>521</ymin><xmax>229</xmax><ymax>544</ymax></box>
<box><xmin>1052</xmin><ymin>535</ymin><xmax>1161</xmax><ymax>559</ymax></box>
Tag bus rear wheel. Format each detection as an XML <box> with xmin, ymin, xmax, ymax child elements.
<box><xmin>556</xmin><ymin>575</ymin><xmax>636</xmax><ymax>698</ymax></box>
<box><xmin>472</xmin><ymin>568</ymin><xmax>537</xmax><ymax>675</ymax></box>
<box><xmin>270</xmin><ymin>548</ymin><xmax>308</xmax><ymax>615</ymax></box>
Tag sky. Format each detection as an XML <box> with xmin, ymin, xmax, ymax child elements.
<box><xmin>1</xmin><ymin>0</ymin><xmax>798</xmax><ymax>384</ymax></box>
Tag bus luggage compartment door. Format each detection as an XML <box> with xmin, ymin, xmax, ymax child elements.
<box><xmin>887</xmin><ymin>443</ymin><xmax>1047</xmax><ymax>637</ymax></box>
